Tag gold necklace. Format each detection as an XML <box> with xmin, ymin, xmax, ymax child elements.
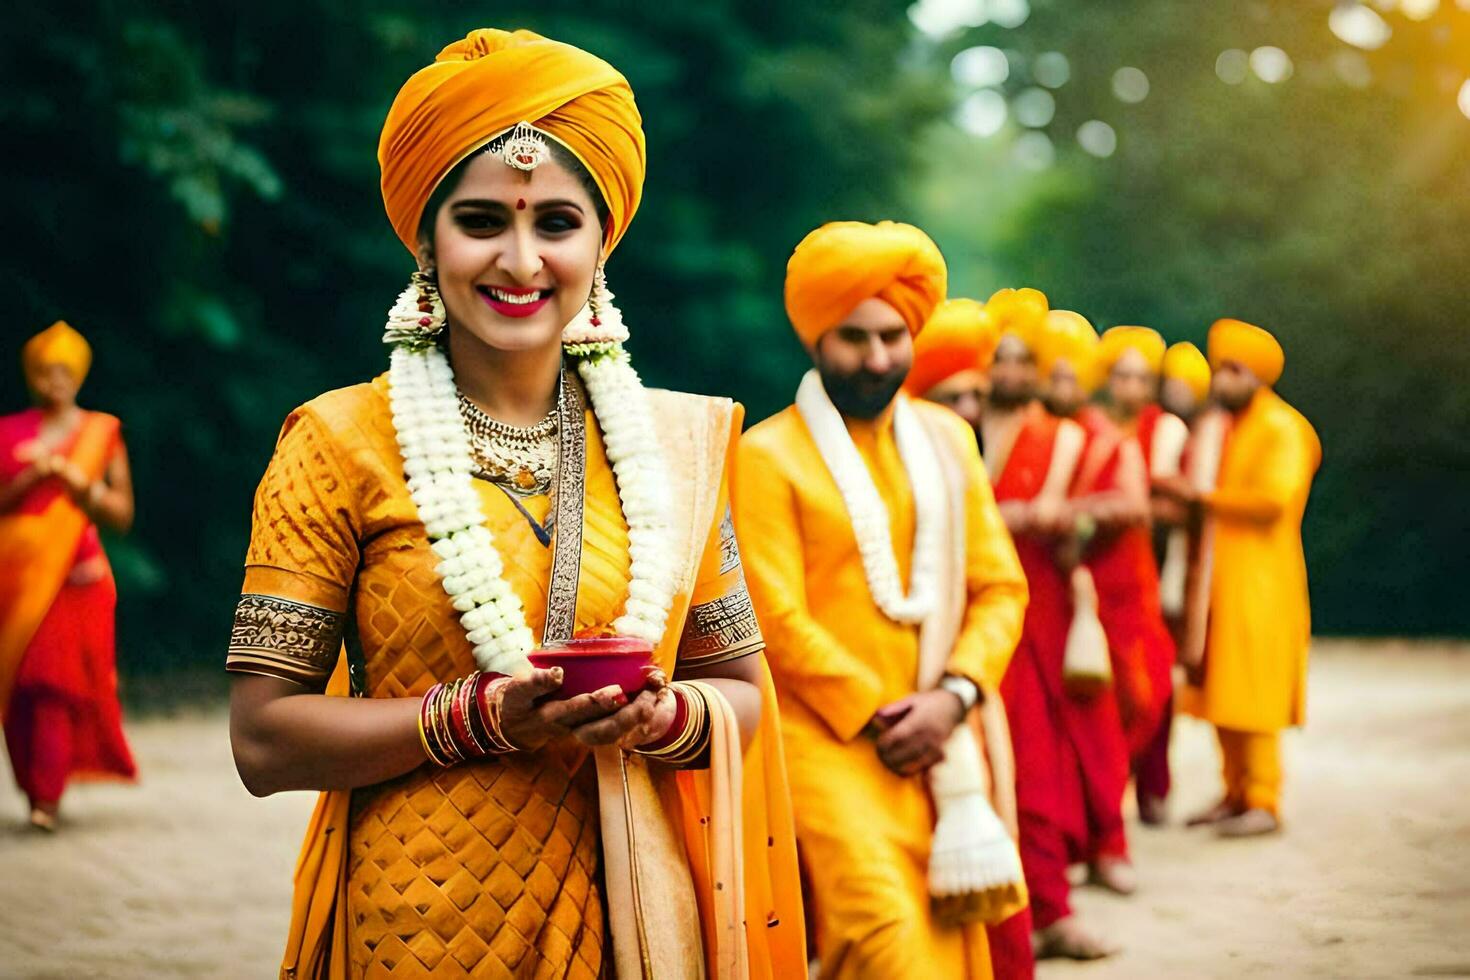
<box><xmin>457</xmin><ymin>376</ymin><xmax>562</xmax><ymax>496</ymax></box>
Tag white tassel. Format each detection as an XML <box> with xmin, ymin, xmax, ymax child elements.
<box><xmin>1063</xmin><ymin>565</ymin><xmax>1112</xmax><ymax>693</ymax></box>
<box><xmin>926</xmin><ymin>726</ymin><xmax>1025</xmax><ymax>899</ymax></box>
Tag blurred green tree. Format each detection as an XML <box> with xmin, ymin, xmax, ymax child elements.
<box><xmin>0</xmin><ymin>0</ymin><xmax>947</xmax><ymax>691</ymax></box>
<box><xmin>911</xmin><ymin>1</ymin><xmax>1470</xmax><ymax>635</ymax></box>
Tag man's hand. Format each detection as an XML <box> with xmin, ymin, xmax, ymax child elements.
<box><xmin>872</xmin><ymin>689</ymin><xmax>965</xmax><ymax>777</ymax></box>
<box><xmin>1153</xmin><ymin>475</ymin><xmax>1197</xmax><ymax>505</ymax></box>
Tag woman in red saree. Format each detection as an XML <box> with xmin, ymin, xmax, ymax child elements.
<box><xmin>0</xmin><ymin>320</ymin><xmax>137</xmax><ymax>830</ymax></box>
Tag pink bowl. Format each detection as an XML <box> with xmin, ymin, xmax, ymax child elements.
<box><xmin>527</xmin><ymin>637</ymin><xmax>654</xmax><ymax>701</ymax></box>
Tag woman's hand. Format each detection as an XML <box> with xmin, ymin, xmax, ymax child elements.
<box><xmin>493</xmin><ymin>667</ymin><xmax>674</xmax><ymax>751</ymax></box>
<box><xmin>617</xmin><ymin>672</ymin><xmax>679</xmax><ymax>749</ymax></box>
<box><xmin>569</xmin><ymin>668</ymin><xmax>674</xmax><ymax>748</ymax></box>
<box><xmin>53</xmin><ymin>458</ymin><xmax>92</xmax><ymax>500</ymax></box>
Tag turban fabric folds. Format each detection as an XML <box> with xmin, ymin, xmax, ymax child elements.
<box><xmin>1035</xmin><ymin>310</ymin><xmax>1100</xmax><ymax>391</ymax></box>
<box><xmin>23</xmin><ymin>321</ymin><xmax>92</xmax><ymax>388</ymax></box>
<box><xmin>784</xmin><ymin>221</ymin><xmax>947</xmax><ymax>347</ymax></box>
<box><xmin>379</xmin><ymin>29</ymin><xmax>646</xmax><ymax>255</ymax></box>
<box><xmin>1208</xmin><ymin>318</ymin><xmax>1284</xmax><ymax>386</ymax></box>
<box><xmin>983</xmin><ymin>287</ymin><xmax>1050</xmax><ymax>348</ymax></box>
<box><xmin>1097</xmin><ymin>325</ymin><xmax>1166</xmax><ymax>376</ymax></box>
<box><xmin>1162</xmin><ymin>342</ymin><xmax>1211</xmax><ymax>401</ymax></box>
<box><xmin>904</xmin><ymin>298</ymin><xmax>1000</xmax><ymax>396</ymax></box>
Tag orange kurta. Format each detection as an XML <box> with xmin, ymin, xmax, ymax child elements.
<box><xmin>734</xmin><ymin>400</ymin><xmax>1027</xmax><ymax>980</ymax></box>
<box><xmin>1182</xmin><ymin>388</ymin><xmax>1320</xmax><ymax>733</ymax></box>
<box><xmin>235</xmin><ymin>376</ymin><xmax>804</xmax><ymax>979</ymax></box>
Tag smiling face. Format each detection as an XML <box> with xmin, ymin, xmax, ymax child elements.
<box><xmin>420</xmin><ymin>149</ymin><xmax>604</xmax><ymax>354</ymax></box>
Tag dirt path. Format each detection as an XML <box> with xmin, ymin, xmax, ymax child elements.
<box><xmin>1</xmin><ymin>641</ymin><xmax>1467</xmax><ymax>978</ymax></box>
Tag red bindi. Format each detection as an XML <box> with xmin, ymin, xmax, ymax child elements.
<box><xmin>516</xmin><ymin>198</ymin><xmax>527</xmax><ymax>210</ymax></box>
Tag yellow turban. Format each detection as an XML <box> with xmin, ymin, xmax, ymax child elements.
<box><xmin>904</xmin><ymin>298</ymin><xmax>1000</xmax><ymax>395</ymax></box>
<box><xmin>379</xmin><ymin>28</ymin><xmax>646</xmax><ymax>255</ymax></box>
<box><xmin>984</xmin><ymin>287</ymin><xmax>1049</xmax><ymax>347</ymax></box>
<box><xmin>784</xmin><ymin>221</ymin><xmax>947</xmax><ymax>347</ymax></box>
<box><xmin>1162</xmin><ymin>341</ymin><xmax>1211</xmax><ymax>402</ymax></box>
<box><xmin>1035</xmin><ymin>310</ymin><xmax>1100</xmax><ymax>391</ymax></box>
<box><xmin>23</xmin><ymin>321</ymin><xmax>92</xmax><ymax>387</ymax></box>
<box><xmin>1208</xmin><ymin>318</ymin><xmax>1284</xmax><ymax>386</ymax></box>
<box><xmin>1097</xmin><ymin>325</ymin><xmax>1166</xmax><ymax>377</ymax></box>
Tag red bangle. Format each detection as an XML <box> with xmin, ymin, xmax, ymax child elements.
<box><xmin>637</xmin><ymin>685</ymin><xmax>689</xmax><ymax>753</ymax></box>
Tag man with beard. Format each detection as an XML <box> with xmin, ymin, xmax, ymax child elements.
<box><xmin>1170</xmin><ymin>319</ymin><xmax>1320</xmax><ymax>838</ymax></box>
<box><xmin>1094</xmin><ymin>327</ymin><xmax>1184</xmax><ymax>826</ymax></box>
<box><xmin>734</xmin><ymin>223</ymin><xmax>1031</xmax><ymax>978</ymax></box>
<box><xmin>979</xmin><ymin>297</ymin><xmax>1117</xmax><ymax>961</ymax></box>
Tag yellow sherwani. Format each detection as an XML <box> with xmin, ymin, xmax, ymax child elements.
<box><xmin>1183</xmin><ymin>388</ymin><xmax>1319</xmax><ymax>816</ymax></box>
<box><xmin>733</xmin><ymin>400</ymin><xmax>1027</xmax><ymax>980</ymax></box>
<box><xmin>1187</xmin><ymin>388</ymin><xmax>1320</xmax><ymax>732</ymax></box>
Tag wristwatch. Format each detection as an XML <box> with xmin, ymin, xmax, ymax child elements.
<box><xmin>939</xmin><ymin>675</ymin><xmax>981</xmax><ymax>714</ymax></box>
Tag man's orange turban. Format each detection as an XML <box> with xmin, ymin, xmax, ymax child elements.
<box><xmin>784</xmin><ymin>221</ymin><xmax>946</xmax><ymax>347</ymax></box>
<box><xmin>1162</xmin><ymin>341</ymin><xmax>1211</xmax><ymax>402</ymax></box>
<box><xmin>1208</xmin><ymin>318</ymin><xmax>1283</xmax><ymax>386</ymax></box>
<box><xmin>1035</xmin><ymin>310</ymin><xmax>1100</xmax><ymax>390</ymax></box>
<box><xmin>379</xmin><ymin>29</ymin><xmax>646</xmax><ymax>255</ymax></box>
<box><xmin>23</xmin><ymin>321</ymin><xmax>91</xmax><ymax>387</ymax></box>
<box><xmin>904</xmin><ymin>298</ymin><xmax>1000</xmax><ymax>395</ymax></box>
<box><xmin>1097</xmin><ymin>325</ymin><xmax>1166</xmax><ymax>377</ymax></box>
<box><xmin>983</xmin><ymin>287</ymin><xmax>1049</xmax><ymax>347</ymax></box>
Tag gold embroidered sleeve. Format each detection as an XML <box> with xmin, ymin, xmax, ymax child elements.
<box><xmin>226</xmin><ymin>593</ymin><xmax>343</xmax><ymax>688</ymax></box>
<box><xmin>678</xmin><ymin>506</ymin><xmax>765</xmax><ymax>668</ymax></box>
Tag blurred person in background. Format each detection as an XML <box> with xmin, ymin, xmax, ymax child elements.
<box><xmin>1094</xmin><ymin>326</ymin><xmax>1183</xmax><ymax>826</ymax></box>
<box><xmin>0</xmin><ymin>320</ymin><xmax>136</xmax><ymax>832</ymax></box>
<box><xmin>1029</xmin><ymin>312</ymin><xmax>1141</xmax><ymax>899</ymax></box>
<box><xmin>1140</xmin><ymin>339</ymin><xmax>1216</xmax><ymax>820</ymax></box>
<box><xmin>906</xmin><ymin>295</ymin><xmax>1036</xmax><ymax>980</ymax></box>
<box><xmin>736</xmin><ymin>223</ymin><xmax>1030</xmax><ymax>979</ymax></box>
<box><xmin>1168</xmin><ymin>319</ymin><xmax>1320</xmax><ymax>838</ymax></box>
<box><xmin>979</xmin><ymin>293</ymin><xmax>1115</xmax><ymax>960</ymax></box>
<box><xmin>224</xmin><ymin>28</ymin><xmax>804</xmax><ymax>978</ymax></box>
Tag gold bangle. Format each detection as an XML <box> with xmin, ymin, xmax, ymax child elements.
<box><xmin>637</xmin><ymin>683</ymin><xmax>711</xmax><ymax>767</ymax></box>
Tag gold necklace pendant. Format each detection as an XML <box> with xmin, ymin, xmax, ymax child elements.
<box><xmin>457</xmin><ymin>378</ymin><xmax>562</xmax><ymax>497</ymax></box>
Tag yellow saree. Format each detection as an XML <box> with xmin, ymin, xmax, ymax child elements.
<box><xmin>233</xmin><ymin>376</ymin><xmax>803</xmax><ymax>979</ymax></box>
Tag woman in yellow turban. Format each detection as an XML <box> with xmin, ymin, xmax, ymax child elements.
<box><xmin>1</xmin><ymin>321</ymin><xmax>137</xmax><ymax>831</ymax></box>
<box><xmin>226</xmin><ymin>29</ymin><xmax>803</xmax><ymax>979</ymax></box>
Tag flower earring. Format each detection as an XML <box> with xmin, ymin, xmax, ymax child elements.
<box><xmin>562</xmin><ymin>263</ymin><xmax>628</xmax><ymax>350</ymax></box>
<box><xmin>383</xmin><ymin>269</ymin><xmax>446</xmax><ymax>350</ymax></box>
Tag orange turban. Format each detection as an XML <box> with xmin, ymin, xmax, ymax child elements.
<box><xmin>984</xmin><ymin>287</ymin><xmax>1049</xmax><ymax>347</ymax></box>
<box><xmin>379</xmin><ymin>29</ymin><xmax>646</xmax><ymax>255</ymax></box>
<box><xmin>1035</xmin><ymin>310</ymin><xmax>1100</xmax><ymax>391</ymax></box>
<box><xmin>1208</xmin><ymin>318</ymin><xmax>1283</xmax><ymax>385</ymax></box>
<box><xmin>784</xmin><ymin>221</ymin><xmax>947</xmax><ymax>347</ymax></box>
<box><xmin>904</xmin><ymin>298</ymin><xmax>1000</xmax><ymax>395</ymax></box>
<box><xmin>1162</xmin><ymin>341</ymin><xmax>1211</xmax><ymax>402</ymax></box>
<box><xmin>23</xmin><ymin>321</ymin><xmax>92</xmax><ymax>387</ymax></box>
<box><xmin>1097</xmin><ymin>325</ymin><xmax>1166</xmax><ymax>376</ymax></box>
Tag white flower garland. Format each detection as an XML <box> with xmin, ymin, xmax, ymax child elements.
<box><xmin>383</xmin><ymin>284</ymin><xmax>677</xmax><ymax>675</ymax></box>
<box><xmin>795</xmin><ymin>369</ymin><xmax>944</xmax><ymax>624</ymax></box>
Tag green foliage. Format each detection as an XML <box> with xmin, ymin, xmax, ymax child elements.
<box><xmin>1</xmin><ymin>0</ymin><xmax>1462</xmax><ymax>699</ymax></box>
<box><xmin>912</xmin><ymin>1</ymin><xmax>1470</xmax><ymax>634</ymax></box>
